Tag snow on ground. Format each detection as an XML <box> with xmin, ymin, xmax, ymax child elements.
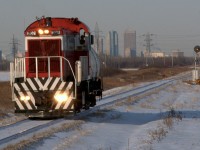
<box><xmin>2</xmin><ymin>71</ymin><xmax>199</xmax><ymax>149</ymax></box>
<box><xmin>153</xmin><ymin>119</ymin><xmax>200</xmax><ymax>150</ymax></box>
<box><xmin>23</xmin><ymin>75</ymin><xmax>200</xmax><ymax>150</ymax></box>
<box><xmin>0</xmin><ymin>71</ymin><xmax>9</xmax><ymax>81</ymax></box>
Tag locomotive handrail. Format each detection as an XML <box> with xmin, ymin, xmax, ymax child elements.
<box><xmin>14</xmin><ymin>57</ymin><xmax>26</xmax><ymax>79</ymax></box>
<box><xmin>14</xmin><ymin>56</ymin><xmax>76</xmax><ymax>82</ymax></box>
<box><xmin>14</xmin><ymin>56</ymin><xmax>76</xmax><ymax>80</ymax></box>
<box><xmin>13</xmin><ymin>56</ymin><xmax>77</xmax><ymax>99</ymax></box>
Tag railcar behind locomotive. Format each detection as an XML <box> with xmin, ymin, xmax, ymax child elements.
<box><xmin>10</xmin><ymin>16</ymin><xmax>103</xmax><ymax>117</ymax></box>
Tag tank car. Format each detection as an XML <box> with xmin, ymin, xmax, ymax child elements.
<box><xmin>10</xmin><ymin>17</ymin><xmax>103</xmax><ymax>117</ymax></box>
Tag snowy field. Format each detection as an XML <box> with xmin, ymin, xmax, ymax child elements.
<box><xmin>18</xmin><ymin>73</ymin><xmax>200</xmax><ymax>150</ymax></box>
<box><xmin>2</xmin><ymin>71</ymin><xmax>200</xmax><ymax>150</ymax></box>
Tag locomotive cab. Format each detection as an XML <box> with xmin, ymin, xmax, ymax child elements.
<box><xmin>10</xmin><ymin>17</ymin><xmax>102</xmax><ymax>118</ymax></box>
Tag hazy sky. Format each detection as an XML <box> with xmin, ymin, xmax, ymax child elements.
<box><xmin>1</xmin><ymin>0</ymin><xmax>200</xmax><ymax>56</ymax></box>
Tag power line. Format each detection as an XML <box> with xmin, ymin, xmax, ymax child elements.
<box><xmin>9</xmin><ymin>35</ymin><xmax>20</xmax><ymax>60</ymax></box>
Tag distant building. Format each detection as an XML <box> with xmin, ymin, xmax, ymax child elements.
<box><xmin>94</xmin><ymin>22</ymin><xmax>104</xmax><ymax>55</ymax></box>
<box><xmin>98</xmin><ymin>38</ymin><xmax>104</xmax><ymax>55</ymax></box>
<box><xmin>124</xmin><ymin>29</ymin><xmax>136</xmax><ymax>57</ymax></box>
<box><xmin>172</xmin><ymin>49</ymin><xmax>184</xmax><ymax>57</ymax></box>
<box><xmin>105</xmin><ymin>31</ymin><xmax>119</xmax><ymax>56</ymax></box>
<box><xmin>151</xmin><ymin>51</ymin><xmax>165</xmax><ymax>58</ymax></box>
<box><xmin>143</xmin><ymin>50</ymin><xmax>150</xmax><ymax>58</ymax></box>
<box><xmin>124</xmin><ymin>48</ymin><xmax>131</xmax><ymax>57</ymax></box>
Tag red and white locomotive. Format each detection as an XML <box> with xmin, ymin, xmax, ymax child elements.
<box><xmin>10</xmin><ymin>17</ymin><xmax>103</xmax><ymax>117</ymax></box>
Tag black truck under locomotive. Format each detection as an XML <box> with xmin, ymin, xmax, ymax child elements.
<box><xmin>10</xmin><ymin>17</ymin><xmax>103</xmax><ymax>117</ymax></box>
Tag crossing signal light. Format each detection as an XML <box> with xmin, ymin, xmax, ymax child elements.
<box><xmin>194</xmin><ymin>45</ymin><xmax>200</xmax><ymax>53</ymax></box>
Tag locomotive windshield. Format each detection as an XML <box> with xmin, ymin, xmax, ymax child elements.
<box><xmin>28</xmin><ymin>39</ymin><xmax>61</xmax><ymax>73</ymax></box>
<box><xmin>66</xmin><ymin>34</ymin><xmax>90</xmax><ymax>51</ymax></box>
<box><xmin>28</xmin><ymin>39</ymin><xmax>61</xmax><ymax>56</ymax></box>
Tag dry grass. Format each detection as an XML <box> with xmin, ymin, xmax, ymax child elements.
<box><xmin>162</xmin><ymin>101</ymin><xmax>174</xmax><ymax>108</ymax></box>
<box><xmin>140</xmin><ymin>102</ymin><xmax>156</xmax><ymax>109</ymax></box>
<box><xmin>0</xmin><ymin>82</ymin><xmax>13</xmax><ymax>111</ymax></box>
<box><xmin>0</xmin><ymin>114</ymin><xmax>26</xmax><ymax>127</ymax></box>
<box><xmin>126</xmin><ymin>105</ymin><xmax>134</xmax><ymax>112</ymax></box>
<box><xmin>148</xmin><ymin>127</ymin><xmax>168</xmax><ymax>142</ymax></box>
<box><xmin>141</xmin><ymin>108</ymin><xmax>183</xmax><ymax>148</ymax></box>
<box><xmin>103</xmin><ymin>66</ymin><xmax>191</xmax><ymax>90</ymax></box>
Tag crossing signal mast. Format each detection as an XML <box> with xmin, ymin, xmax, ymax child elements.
<box><xmin>193</xmin><ymin>45</ymin><xmax>200</xmax><ymax>81</ymax></box>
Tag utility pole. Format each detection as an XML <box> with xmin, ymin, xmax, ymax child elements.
<box><xmin>94</xmin><ymin>22</ymin><xmax>100</xmax><ymax>54</ymax></box>
<box><xmin>171</xmin><ymin>52</ymin><xmax>174</xmax><ymax>67</ymax></box>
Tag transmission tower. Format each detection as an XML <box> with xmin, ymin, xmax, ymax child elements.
<box><xmin>143</xmin><ymin>32</ymin><xmax>154</xmax><ymax>66</ymax></box>
<box><xmin>143</xmin><ymin>32</ymin><xmax>154</xmax><ymax>53</ymax></box>
<box><xmin>9</xmin><ymin>35</ymin><xmax>20</xmax><ymax>60</ymax></box>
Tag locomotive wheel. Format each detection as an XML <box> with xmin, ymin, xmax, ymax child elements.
<box><xmin>90</xmin><ymin>94</ymin><xmax>96</xmax><ymax>107</ymax></box>
<box><xmin>74</xmin><ymin>99</ymin><xmax>81</xmax><ymax>113</ymax></box>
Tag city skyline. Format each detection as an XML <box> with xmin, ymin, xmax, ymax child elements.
<box><xmin>0</xmin><ymin>0</ymin><xmax>200</xmax><ymax>56</ymax></box>
<box><xmin>124</xmin><ymin>29</ymin><xmax>136</xmax><ymax>57</ymax></box>
<box><xmin>105</xmin><ymin>30</ymin><xmax>119</xmax><ymax>57</ymax></box>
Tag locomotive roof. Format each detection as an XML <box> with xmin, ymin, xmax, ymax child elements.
<box><xmin>24</xmin><ymin>17</ymin><xmax>90</xmax><ymax>34</ymax></box>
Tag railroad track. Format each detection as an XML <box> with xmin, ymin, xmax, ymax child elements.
<box><xmin>0</xmin><ymin>119</ymin><xmax>66</xmax><ymax>148</ymax></box>
<box><xmin>0</xmin><ymin>72</ymin><xmax>190</xmax><ymax>149</ymax></box>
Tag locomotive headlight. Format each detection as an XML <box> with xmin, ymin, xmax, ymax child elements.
<box><xmin>44</xmin><ymin>29</ymin><xmax>49</xmax><ymax>34</ymax></box>
<box><xmin>20</xmin><ymin>95</ymin><xmax>30</xmax><ymax>101</ymax></box>
<box><xmin>38</xmin><ymin>29</ymin><xmax>44</xmax><ymax>35</ymax></box>
<box><xmin>54</xmin><ymin>93</ymin><xmax>68</xmax><ymax>102</ymax></box>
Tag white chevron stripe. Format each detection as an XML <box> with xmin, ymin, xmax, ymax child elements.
<box><xmin>55</xmin><ymin>82</ymin><xmax>73</xmax><ymax>109</ymax></box>
<box><xmin>55</xmin><ymin>101</ymin><xmax>63</xmax><ymax>110</ymax></box>
<box><xmin>66</xmin><ymin>82</ymin><xmax>73</xmax><ymax>90</ymax></box>
<box><xmin>43</xmin><ymin>77</ymin><xmax>53</xmax><ymax>90</ymax></box>
<box><xmin>63</xmin><ymin>92</ymin><xmax>73</xmax><ymax>109</ymax></box>
<box><xmin>14</xmin><ymin>94</ymin><xmax>24</xmax><ymax>110</ymax></box>
<box><xmin>21</xmin><ymin>83</ymin><xmax>29</xmax><ymax>91</ymax></box>
<box><xmin>50</xmin><ymin>78</ymin><xmax>60</xmax><ymax>90</ymax></box>
<box><xmin>21</xmin><ymin>83</ymin><xmax>35</xmax><ymax>106</ymax></box>
<box><xmin>18</xmin><ymin>91</ymin><xmax>32</xmax><ymax>110</ymax></box>
<box><xmin>54</xmin><ymin>82</ymin><xmax>65</xmax><ymax>96</ymax></box>
<box><xmin>27</xmin><ymin>78</ymin><xmax>37</xmax><ymax>91</ymax></box>
<box><xmin>58</xmin><ymin>82</ymin><xmax>66</xmax><ymax>90</ymax></box>
<box><xmin>26</xmin><ymin>91</ymin><xmax>36</xmax><ymax>106</ymax></box>
<box><xmin>35</xmin><ymin>78</ymin><xmax>45</xmax><ymax>91</ymax></box>
<box><xmin>54</xmin><ymin>82</ymin><xmax>73</xmax><ymax>95</ymax></box>
<box><xmin>14</xmin><ymin>83</ymin><xmax>20</xmax><ymax>91</ymax></box>
<box><xmin>14</xmin><ymin>83</ymin><xmax>32</xmax><ymax>110</ymax></box>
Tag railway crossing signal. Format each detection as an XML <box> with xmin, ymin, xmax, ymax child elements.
<box><xmin>194</xmin><ymin>45</ymin><xmax>200</xmax><ymax>53</ymax></box>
